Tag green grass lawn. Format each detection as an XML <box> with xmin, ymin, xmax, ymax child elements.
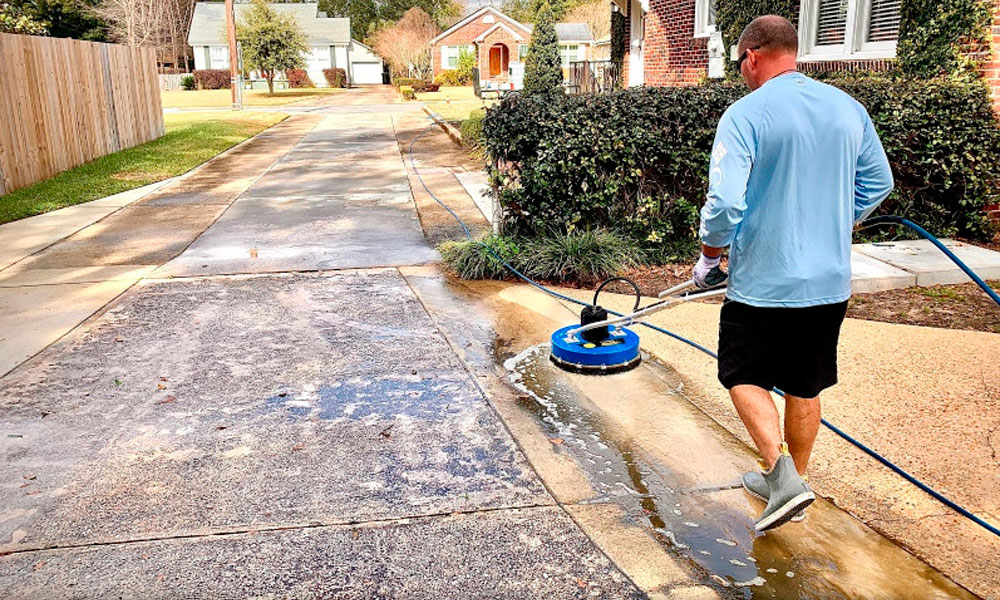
<box><xmin>0</xmin><ymin>112</ymin><xmax>286</xmax><ymax>225</ymax></box>
<box><xmin>416</xmin><ymin>86</ymin><xmax>496</xmax><ymax>121</ymax></box>
<box><xmin>161</xmin><ymin>87</ymin><xmax>344</xmax><ymax>108</ymax></box>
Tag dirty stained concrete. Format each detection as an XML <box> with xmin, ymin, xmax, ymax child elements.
<box><xmin>400</xmin><ymin>267</ymin><xmax>982</xmax><ymax>600</ymax></box>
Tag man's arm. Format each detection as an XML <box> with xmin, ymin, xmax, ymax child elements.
<box><xmin>853</xmin><ymin>116</ymin><xmax>893</xmax><ymax>223</ymax></box>
<box><xmin>694</xmin><ymin>110</ymin><xmax>755</xmax><ymax>286</ymax></box>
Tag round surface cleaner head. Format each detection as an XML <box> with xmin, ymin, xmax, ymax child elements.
<box><xmin>549</xmin><ymin>324</ymin><xmax>641</xmax><ymax>375</ymax></box>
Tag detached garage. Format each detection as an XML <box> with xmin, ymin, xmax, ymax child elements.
<box><xmin>188</xmin><ymin>2</ymin><xmax>385</xmax><ymax>86</ymax></box>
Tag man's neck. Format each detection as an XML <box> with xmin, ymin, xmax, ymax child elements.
<box><xmin>758</xmin><ymin>56</ymin><xmax>799</xmax><ymax>86</ymax></box>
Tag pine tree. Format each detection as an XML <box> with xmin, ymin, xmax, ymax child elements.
<box><xmin>523</xmin><ymin>2</ymin><xmax>562</xmax><ymax>97</ymax></box>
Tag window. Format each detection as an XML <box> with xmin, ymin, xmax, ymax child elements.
<box><xmin>694</xmin><ymin>0</ymin><xmax>717</xmax><ymax>38</ymax></box>
<box><xmin>799</xmin><ymin>0</ymin><xmax>901</xmax><ymax>60</ymax></box>
<box><xmin>441</xmin><ymin>45</ymin><xmax>474</xmax><ymax>70</ymax></box>
<box><xmin>517</xmin><ymin>44</ymin><xmax>528</xmax><ymax>62</ymax></box>
<box><xmin>210</xmin><ymin>45</ymin><xmax>230</xmax><ymax>69</ymax></box>
<box><xmin>559</xmin><ymin>44</ymin><xmax>581</xmax><ymax>67</ymax></box>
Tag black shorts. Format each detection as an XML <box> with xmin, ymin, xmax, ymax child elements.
<box><xmin>718</xmin><ymin>299</ymin><xmax>848</xmax><ymax>398</ymax></box>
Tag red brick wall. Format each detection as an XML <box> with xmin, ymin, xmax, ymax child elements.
<box><xmin>642</xmin><ymin>0</ymin><xmax>708</xmax><ymax>86</ymax></box>
<box><xmin>981</xmin><ymin>0</ymin><xmax>1000</xmax><ymax>113</ymax></box>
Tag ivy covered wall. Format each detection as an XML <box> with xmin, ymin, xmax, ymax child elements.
<box><xmin>714</xmin><ymin>0</ymin><xmax>995</xmax><ymax>80</ymax></box>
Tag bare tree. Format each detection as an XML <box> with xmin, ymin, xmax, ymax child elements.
<box><xmin>565</xmin><ymin>0</ymin><xmax>610</xmax><ymax>41</ymax></box>
<box><xmin>95</xmin><ymin>0</ymin><xmax>196</xmax><ymax>72</ymax></box>
<box><xmin>370</xmin><ymin>7</ymin><xmax>439</xmax><ymax>79</ymax></box>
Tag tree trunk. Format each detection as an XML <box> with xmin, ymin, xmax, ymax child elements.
<box><xmin>267</xmin><ymin>73</ymin><xmax>274</xmax><ymax>96</ymax></box>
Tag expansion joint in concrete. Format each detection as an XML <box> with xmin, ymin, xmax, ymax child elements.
<box><xmin>0</xmin><ymin>503</ymin><xmax>558</xmax><ymax>559</ymax></box>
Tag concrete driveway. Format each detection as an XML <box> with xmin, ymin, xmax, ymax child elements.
<box><xmin>0</xmin><ymin>90</ymin><xmax>651</xmax><ymax>599</ymax></box>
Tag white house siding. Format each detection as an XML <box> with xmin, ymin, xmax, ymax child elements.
<box><xmin>191</xmin><ymin>42</ymin><xmax>382</xmax><ymax>86</ymax></box>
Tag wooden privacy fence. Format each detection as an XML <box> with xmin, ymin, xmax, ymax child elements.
<box><xmin>0</xmin><ymin>33</ymin><xmax>164</xmax><ymax>196</ymax></box>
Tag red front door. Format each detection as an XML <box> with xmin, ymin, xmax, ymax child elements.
<box><xmin>489</xmin><ymin>44</ymin><xmax>509</xmax><ymax>78</ymax></box>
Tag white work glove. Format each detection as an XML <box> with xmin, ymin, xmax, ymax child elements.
<box><xmin>693</xmin><ymin>253</ymin><xmax>721</xmax><ymax>289</ymax></box>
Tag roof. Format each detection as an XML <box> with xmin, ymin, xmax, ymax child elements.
<box><xmin>522</xmin><ymin>22</ymin><xmax>595</xmax><ymax>42</ymax></box>
<box><xmin>429</xmin><ymin>6</ymin><xmax>530</xmax><ymax>45</ymax></box>
<box><xmin>188</xmin><ymin>2</ymin><xmax>350</xmax><ymax>46</ymax></box>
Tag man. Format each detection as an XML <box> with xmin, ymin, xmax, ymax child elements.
<box><xmin>693</xmin><ymin>15</ymin><xmax>894</xmax><ymax>531</ymax></box>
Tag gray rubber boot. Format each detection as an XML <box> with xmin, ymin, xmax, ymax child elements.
<box><xmin>754</xmin><ymin>452</ymin><xmax>815</xmax><ymax>531</ymax></box>
<box><xmin>742</xmin><ymin>471</ymin><xmax>805</xmax><ymax>522</ymax></box>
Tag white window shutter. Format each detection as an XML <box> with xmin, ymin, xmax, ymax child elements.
<box><xmin>866</xmin><ymin>0</ymin><xmax>901</xmax><ymax>42</ymax></box>
<box><xmin>815</xmin><ymin>0</ymin><xmax>849</xmax><ymax>46</ymax></box>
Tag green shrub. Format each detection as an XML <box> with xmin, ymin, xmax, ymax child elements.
<box><xmin>437</xmin><ymin>230</ymin><xmax>644</xmax><ymax>282</ymax></box>
<box><xmin>438</xmin><ymin>234</ymin><xmax>521</xmax><ymax>280</ymax></box>
<box><xmin>523</xmin><ymin>2</ymin><xmax>563</xmax><ymax>97</ymax></box>
<box><xmin>180</xmin><ymin>75</ymin><xmax>196</xmax><ymax>91</ymax></box>
<box><xmin>484</xmin><ymin>76</ymin><xmax>1000</xmax><ymax>250</ymax></box>
<box><xmin>435</xmin><ymin>70</ymin><xmax>467</xmax><ymax>86</ymax></box>
<box><xmin>399</xmin><ymin>85</ymin><xmax>415</xmax><ymax>100</ymax></box>
<box><xmin>460</xmin><ymin>108</ymin><xmax>486</xmax><ymax>152</ymax></box>
<box><xmin>521</xmin><ymin>230</ymin><xmax>646</xmax><ymax>283</ymax></box>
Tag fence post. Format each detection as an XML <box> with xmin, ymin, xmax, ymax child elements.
<box><xmin>99</xmin><ymin>43</ymin><xmax>121</xmax><ymax>153</ymax></box>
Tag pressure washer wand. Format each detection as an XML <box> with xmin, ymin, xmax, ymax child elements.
<box><xmin>565</xmin><ymin>277</ymin><xmax>727</xmax><ymax>340</ymax></box>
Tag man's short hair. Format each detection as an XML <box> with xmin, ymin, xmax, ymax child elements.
<box><xmin>739</xmin><ymin>15</ymin><xmax>799</xmax><ymax>55</ymax></box>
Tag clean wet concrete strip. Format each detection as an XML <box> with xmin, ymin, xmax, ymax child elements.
<box><xmin>158</xmin><ymin>113</ymin><xmax>439</xmax><ymax>278</ymax></box>
<box><xmin>399</xmin><ymin>267</ymin><xmax>980</xmax><ymax>599</ymax></box>
<box><xmin>855</xmin><ymin>238</ymin><xmax>1000</xmax><ymax>285</ymax></box>
<box><xmin>0</xmin><ymin>115</ymin><xmax>322</xmax><ymax>378</ymax></box>
<box><xmin>0</xmin><ymin>270</ymin><xmax>642</xmax><ymax>598</ymax></box>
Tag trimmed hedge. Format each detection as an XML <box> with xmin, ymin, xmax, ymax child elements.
<box><xmin>393</xmin><ymin>77</ymin><xmax>439</xmax><ymax>92</ymax></box>
<box><xmin>484</xmin><ymin>75</ymin><xmax>1000</xmax><ymax>255</ymax></box>
<box><xmin>322</xmin><ymin>67</ymin><xmax>347</xmax><ymax>87</ymax></box>
<box><xmin>286</xmin><ymin>69</ymin><xmax>313</xmax><ymax>88</ymax></box>
<box><xmin>193</xmin><ymin>69</ymin><xmax>230</xmax><ymax>90</ymax></box>
<box><xmin>460</xmin><ymin>109</ymin><xmax>486</xmax><ymax>151</ymax></box>
<box><xmin>399</xmin><ymin>85</ymin><xmax>415</xmax><ymax>100</ymax></box>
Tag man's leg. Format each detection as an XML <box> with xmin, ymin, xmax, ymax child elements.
<box><xmin>784</xmin><ymin>394</ymin><xmax>821</xmax><ymax>476</ymax></box>
<box><xmin>729</xmin><ymin>384</ymin><xmax>783</xmax><ymax>468</ymax></box>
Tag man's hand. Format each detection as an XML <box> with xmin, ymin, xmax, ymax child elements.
<box><xmin>693</xmin><ymin>253</ymin><xmax>722</xmax><ymax>289</ymax></box>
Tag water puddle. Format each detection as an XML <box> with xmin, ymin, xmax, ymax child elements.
<box><xmin>504</xmin><ymin>345</ymin><xmax>976</xmax><ymax>600</ymax></box>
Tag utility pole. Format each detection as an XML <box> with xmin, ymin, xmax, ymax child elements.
<box><xmin>225</xmin><ymin>0</ymin><xmax>242</xmax><ymax>110</ymax></box>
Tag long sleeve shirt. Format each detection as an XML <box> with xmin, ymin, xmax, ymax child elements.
<box><xmin>699</xmin><ymin>72</ymin><xmax>894</xmax><ymax>307</ymax></box>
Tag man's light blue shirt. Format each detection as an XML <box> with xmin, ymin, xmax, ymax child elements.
<box><xmin>699</xmin><ymin>72</ymin><xmax>894</xmax><ymax>307</ymax></box>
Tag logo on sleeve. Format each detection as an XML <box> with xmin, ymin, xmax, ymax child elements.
<box><xmin>712</xmin><ymin>142</ymin><xmax>728</xmax><ymax>165</ymax></box>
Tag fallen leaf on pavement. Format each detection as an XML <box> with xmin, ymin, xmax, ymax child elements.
<box><xmin>23</xmin><ymin>474</ymin><xmax>36</xmax><ymax>480</ymax></box>
<box><xmin>250</xmin><ymin>248</ymin><xmax>258</xmax><ymax>258</ymax></box>
<box><xmin>157</xmin><ymin>383</ymin><xmax>166</xmax><ymax>391</ymax></box>
<box><xmin>549</xmin><ymin>438</ymin><xmax>564</xmax><ymax>445</ymax></box>
<box><xmin>292</xmin><ymin>444</ymin><xmax>305</xmax><ymax>451</ymax></box>
<box><xmin>159</xmin><ymin>396</ymin><xmax>177</xmax><ymax>404</ymax></box>
<box><xmin>33</xmin><ymin>561</ymin><xmax>46</xmax><ymax>570</ymax></box>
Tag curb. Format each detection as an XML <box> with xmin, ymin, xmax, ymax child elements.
<box><xmin>421</xmin><ymin>105</ymin><xmax>463</xmax><ymax>147</ymax></box>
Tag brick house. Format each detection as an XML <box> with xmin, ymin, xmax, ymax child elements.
<box><xmin>615</xmin><ymin>0</ymin><xmax>1000</xmax><ymax>110</ymax></box>
<box><xmin>429</xmin><ymin>6</ymin><xmax>594</xmax><ymax>87</ymax></box>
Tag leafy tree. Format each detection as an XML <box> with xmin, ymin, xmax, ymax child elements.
<box><xmin>0</xmin><ymin>1</ymin><xmax>48</xmax><ymax>33</ymax></box>
<box><xmin>502</xmin><ymin>0</ymin><xmax>577</xmax><ymax>22</ymax></box>
<box><xmin>237</xmin><ymin>0</ymin><xmax>309</xmax><ymax>95</ymax></box>
<box><xmin>523</xmin><ymin>2</ymin><xmax>562</xmax><ymax>97</ymax></box>
<box><xmin>10</xmin><ymin>0</ymin><xmax>107</xmax><ymax>40</ymax></box>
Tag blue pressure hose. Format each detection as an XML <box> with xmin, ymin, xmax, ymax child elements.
<box><xmin>410</xmin><ymin>119</ymin><xmax>1000</xmax><ymax>538</ymax></box>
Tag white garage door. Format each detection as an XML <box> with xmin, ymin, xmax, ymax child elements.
<box><xmin>352</xmin><ymin>62</ymin><xmax>383</xmax><ymax>84</ymax></box>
